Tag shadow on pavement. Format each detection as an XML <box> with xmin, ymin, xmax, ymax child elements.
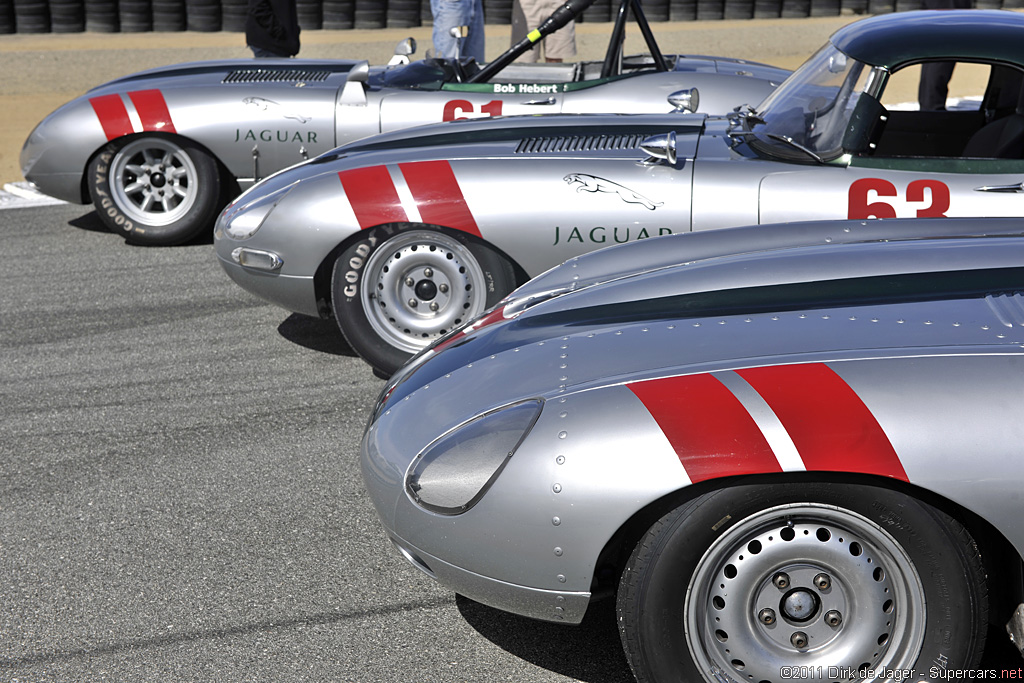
<box><xmin>456</xmin><ymin>594</ymin><xmax>634</xmax><ymax>683</ymax></box>
<box><xmin>67</xmin><ymin>210</ymin><xmax>110</xmax><ymax>234</ymax></box>
<box><xmin>278</xmin><ymin>312</ymin><xmax>357</xmax><ymax>357</ymax></box>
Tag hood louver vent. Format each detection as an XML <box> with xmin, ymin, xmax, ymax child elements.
<box><xmin>516</xmin><ymin>134</ymin><xmax>645</xmax><ymax>154</ymax></box>
<box><xmin>223</xmin><ymin>69</ymin><xmax>332</xmax><ymax>83</ymax></box>
<box><xmin>986</xmin><ymin>292</ymin><xmax>1024</xmax><ymax>327</ymax></box>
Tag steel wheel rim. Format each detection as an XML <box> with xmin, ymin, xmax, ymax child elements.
<box><xmin>361</xmin><ymin>230</ymin><xmax>487</xmax><ymax>354</ymax></box>
<box><xmin>111</xmin><ymin>138</ymin><xmax>199</xmax><ymax>226</ymax></box>
<box><xmin>686</xmin><ymin>503</ymin><xmax>926</xmax><ymax>682</ymax></box>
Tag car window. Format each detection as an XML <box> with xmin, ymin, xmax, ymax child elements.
<box><xmin>864</xmin><ymin>62</ymin><xmax>1024</xmax><ymax>161</ymax></box>
<box><xmin>880</xmin><ymin>62</ymin><xmax>992</xmax><ymax>113</ymax></box>
<box><xmin>751</xmin><ymin>45</ymin><xmax>872</xmax><ymax>163</ymax></box>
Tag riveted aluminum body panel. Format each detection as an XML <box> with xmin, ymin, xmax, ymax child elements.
<box><xmin>362</xmin><ymin>225</ymin><xmax>1024</xmax><ymax>623</ymax></box>
<box><xmin>382</xmin><ymin>535</ymin><xmax>594</xmax><ymax>623</ymax></box>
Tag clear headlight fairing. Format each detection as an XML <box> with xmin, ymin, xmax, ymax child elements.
<box><xmin>406</xmin><ymin>400</ymin><xmax>543</xmax><ymax>515</ymax></box>
<box><xmin>217</xmin><ymin>182</ymin><xmax>296</xmax><ymax>240</ymax></box>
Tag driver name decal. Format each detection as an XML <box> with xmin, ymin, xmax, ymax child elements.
<box><xmin>492</xmin><ymin>83</ymin><xmax>559</xmax><ymax>94</ymax></box>
<box><xmin>848</xmin><ymin>178</ymin><xmax>950</xmax><ymax>219</ymax></box>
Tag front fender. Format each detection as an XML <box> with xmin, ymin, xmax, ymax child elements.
<box><xmin>21</xmin><ymin>96</ymin><xmax>108</xmax><ymax>203</ymax></box>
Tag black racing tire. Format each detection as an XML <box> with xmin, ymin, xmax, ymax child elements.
<box><xmin>331</xmin><ymin>224</ymin><xmax>516</xmax><ymax>377</ymax></box>
<box><xmin>88</xmin><ymin>136</ymin><xmax>224</xmax><ymax>247</ymax></box>
<box><xmin>617</xmin><ymin>482</ymin><xmax>988</xmax><ymax>683</ymax></box>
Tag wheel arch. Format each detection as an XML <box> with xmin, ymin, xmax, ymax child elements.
<box><xmin>590</xmin><ymin>471</ymin><xmax>1023</xmax><ymax>621</ymax></box>
<box><xmin>311</xmin><ymin>221</ymin><xmax>530</xmax><ymax>320</ymax></box>
<box><xmin>81</xmin><ymin>131</ymin><xmax>238</xmax><ymax>207</ymax></box>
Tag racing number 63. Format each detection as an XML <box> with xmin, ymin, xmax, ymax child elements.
<box><xmin>848</xmin><ymin>178</ymin><xmax>950</xmax><ymax>219</ymax></box>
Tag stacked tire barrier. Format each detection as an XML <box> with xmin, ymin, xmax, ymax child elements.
<box><xmin>0</xmin><ymin>0</ymin><xmax>1019</xmax><ymax>34</ymax></box>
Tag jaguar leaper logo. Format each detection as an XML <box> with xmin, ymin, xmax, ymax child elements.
<box><xmin>564</xmin><ymin>173</ymin><xmax>663</xmax><ymax>210</ymax></box>
<box><xmin>243</xmin><ymin>97</ymin><xmax>311</xmax><ymax>123</ymax></box>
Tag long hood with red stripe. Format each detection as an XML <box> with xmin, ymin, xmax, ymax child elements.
<box><xmin>365</xmin><ymin>223</ymin><xmax>1024</xmax><ymax>574</ymax></box>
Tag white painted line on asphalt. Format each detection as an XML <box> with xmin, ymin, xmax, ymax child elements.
<box><xmin>0</xmin><ymin>181</ymin><xmax>67</xmax><ymax>210</ymax></box>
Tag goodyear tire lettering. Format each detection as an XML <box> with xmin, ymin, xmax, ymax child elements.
<box><xmin>88</xmin><ymin>136</ymin><xmax>221</xmax><ymax>246</ymax></box>
<box><xmin>342</xmin><ymin>237</ymin><xmax>379</xmax><ymax>301</ymax></box>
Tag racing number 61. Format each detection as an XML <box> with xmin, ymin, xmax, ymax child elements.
<box><xmin>848</xmin><ymin>178</ymin><xmax>950</xmax><ymax>219</ymax></box>
<box><xmin>443</xmin><ymin>99</ymin><xmax>504</xmax><ymax>122</ymax></box>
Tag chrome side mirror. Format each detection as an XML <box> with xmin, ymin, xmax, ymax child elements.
<box><xmin>449</xmin><ymin>25</ymin><xmax>468</xmax><ymax>61</ymax></box>
<box><xmin>387</xmin><ymin>37</ymin><xmax>418</xmax><ymax>66</ymax></box>
<box><xmin>641</xmin><ymin>131</ymin><xmax>677</xmax><ymax>166</ymax></box>
<box><xmin>668</xmin><ymin>88</ymin><xmax>699</xmax><ymax>114</ymax></box>
<box><xmin>340</xmin><ymin>60</ymin><xmax>369</xmax><ymax>106</ymax></box>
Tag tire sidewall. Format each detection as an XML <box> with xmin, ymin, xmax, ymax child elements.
<box><xmin>88</xmin><ymin>136</ymin><xmax>222</xmax><ymax>246</ymax></box>
<box><xmin>331</xmin><ymin>223</ymin><xmax>515</xmax><ymax>377</ymax></box>
<box><xmin>618</xmin><ymin>482</ymin><xmax>985</xmax><ymax>683</ymax></box>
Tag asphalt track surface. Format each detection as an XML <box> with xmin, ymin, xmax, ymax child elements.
<box><xmin>3</xmin><ymin>17</ymin><xmax>1023</xmax><ymax>682</ymax></box>
<box><xmin>5</xmin><ymin>191</ymin><xmax>1022</xmax><ymax>683</ymax></box>
<box><xmin>2</xmin><ymin>202</ymin><xmax>636</xmax><ymax>682</ymax></box>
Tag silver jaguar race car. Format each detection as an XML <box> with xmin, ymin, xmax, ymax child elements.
<box><xmin>361</xmin><ymin>215</ymin><xmax>1024</xmax><ymax>682</ymax></box>
<box><xmin>216</xmin><ymin>9</ymin><xmax>1024</xmax><ymax>377</ymax></box>
<box><xmin>19</xmin><ymin>0</ymin><xmax>787</xmax><ymax>247</ymax></box>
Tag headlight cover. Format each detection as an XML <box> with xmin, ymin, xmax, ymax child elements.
<box><xmin>217</xmin><ymin>182</ymin><xmax>296</xmax><ymax>240</ymax></box>
<box><xmin>406</xmin><ymin>399</ymin><xmax>543</xmax><ymax>515</ymax></box>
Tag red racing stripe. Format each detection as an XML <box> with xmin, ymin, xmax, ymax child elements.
<box><xmin>89</xmin><ymin>94</ymin><xmax>134</xmax><ymax>140</ymax></box>
<box><xmin>628</xmin><ymin>373</ymin><xmax>780</xmax><ymax>483</ymax></box>
<box><xmin>338</xmin><ymin>166</ymin><xmax>409</xmax><ymax>228</ymax></box>
<box><xmin>737</xmin><ymin>363</ymin><xmax>908</xmax><ymax>481</ymax></box>
<box><xmin>399</xmin><ymin>160</ymin><xmax>482</xmax><ymax>237</ymax></box>
<box><xmin>128</xmin><ymin>89</ymin><xmax>177</xmax><ymax>134</ymax></box>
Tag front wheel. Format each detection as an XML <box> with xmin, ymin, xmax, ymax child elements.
<box><xmin>88</xmin><ymin>135</ymin><xmax>224</xmax><ymax>246</ymax></box>
<box><xmin>331</xmin><ymin>225</ymin><xmax>516</xmax><ymax>377</ymax></box>
<box><xmin>617</xmin><ymin>482</ymin><xmax>988</xmax><ymax>683</ymax></box>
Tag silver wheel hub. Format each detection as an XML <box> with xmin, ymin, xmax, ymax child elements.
<box><xmin>687</xmin><ymin>503</ymin><xmax>926</xmax><ymax>682</ymax></box>
<box><xmin>361</xmin><ymin>231</ymin><xmax>487</xmax><ymax>354</ymax></box>
<box><xmin>111</xmin><ymin>138</ymin><xmax>198</xmax><ymax>226</ymax></box>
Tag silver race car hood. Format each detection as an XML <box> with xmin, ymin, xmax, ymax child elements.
<box><xmin>513</xmin><ymin>217</ymin><xmax>1024</xmax><ymax>299</ymax></box>
<box><xmin>91</xmin><ymin>59</ymin><xmax>365</xmax><ymax>92</ymax></box>
<box><xmin>319</xmin><ymin>112</ymin><xmax>706</xmax><ymax>161</ymax></box>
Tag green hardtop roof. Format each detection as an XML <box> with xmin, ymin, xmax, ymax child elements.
<box><xmin>831</xmin><ymin>10</ymin><xmax>1024</xmax><ymax>70</ymax></box>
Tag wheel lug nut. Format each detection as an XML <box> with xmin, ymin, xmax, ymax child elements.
<box><xmin>814</xmin><ymin>573</ymin><xmax>831</xmax><ymax>590</ymax></box>
<box><xmin>405</xmin><ymin>277</ymin><xmax>415</xmax><ymax>287</ymax></box>
<box><xmin>758</xmin><ymin>608</ymin><xmax>776</xmax><ymax>625</ymax></box>
<box><xmin>424</xmin><ymin>268</ymin><xmax>433</xmax><ymax>278</ymax></box>
<box><xmin>429</xmin><ymin>302</ymin><xmax>439</xmax><ymax>312</ymax></box>
<box><xmin>773</xmin><ymin>572</ymin><xmax>790</xmax><ymax>589</ymax></box>
<box><xmin>825</xmin><ymin>610</ymin><xmax>842</xmax><ymax>627</ymax></box>
<box><xmin>408</xmin><ymin>299</ymin><xmax>418</xmax><ymax>308</ymax></box>
<box><xmin>439</xmin><ymin>283</ymin><xmax>449</xmax><ymax>294</ymax></box>
<box><xmin>791</xmin><ymin>631</ymin><xmax>808</xmax><ymax>648</ymax></box>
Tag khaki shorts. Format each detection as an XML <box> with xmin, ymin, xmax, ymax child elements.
<box><xmin>514</xmin><ymin>0</ymin><xmax>576</xmax><ymax>62</ymax></box>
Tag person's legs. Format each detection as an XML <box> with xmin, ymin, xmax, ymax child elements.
<box><xmin>463</xmin><ymin>0</ymin><xmax>486</xmax><ymax>63</ymax></box>
<box><xmin>517</xmin><ymin>0</ymin><xmax>574</xmax><ymax>63</ymax></box>
<box><xmin>541</xmin><ymin>20</ymin><xmax>575</xmax><ymax>62</ymax></box>
<box><xmin>431</xmin><ymin>0</ymin><xmax>472</xmax><ymax>59</ymax></box>
<box><xmin>919</xmin><ymin>61</ymin><xmax>955</xmax><ymax>111</ymax></box>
